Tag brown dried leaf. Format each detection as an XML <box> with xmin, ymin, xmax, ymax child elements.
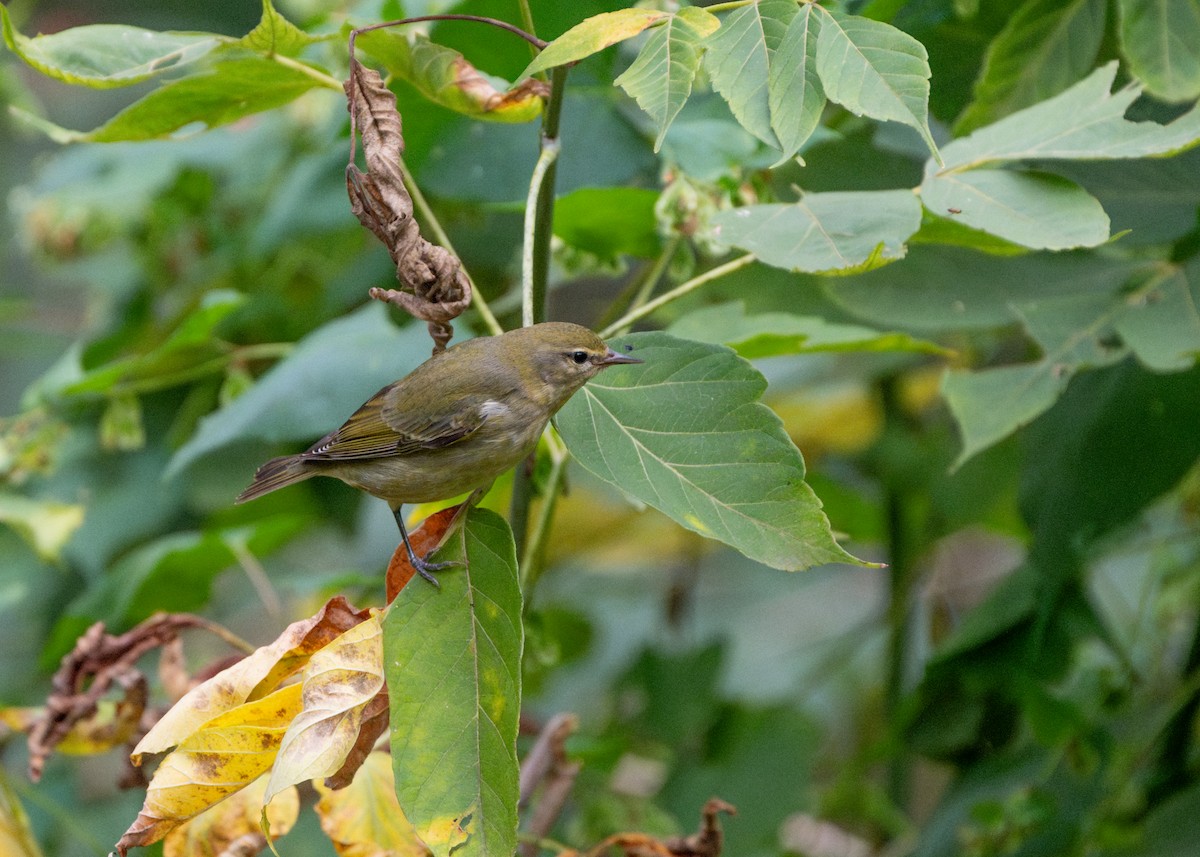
<box><xmin>345</xmin><ymin>60</ymin><xmax>470</xmax><ymax>353</ymax></box>
<box><xmin>386</xmin><ymin>504</ymin><xmax>465</xmax><ymax>602</ymax></box>
<box><xmin>581</xmin><ymin>798</ymin><xmax>737</xmax><ymax>857</ymax></box>
<box><xmin>162</xmin><ymin>775</ymin><xmax>299</xmax><ymax>857</ymax></box>
<box><xmin>116</xmin><ymin>683</ymin><xmax>303</xmax><ymax>855</ymax></box>
<box><xmin>29</xmin><ymin>613</ymin><xmax>209</xmax><ymax>780</ymax></box>
<box><xmin>314</xmin><ymin>751</ymin><xmax>430</xmax><ymax>857</ymax></box>
<box><xmin>133</xmin><ymin>596</ymin><xmax>369</xmax><ymax>763</ymax></box>
<box><xmin>263</xmin><ymin>613</ymin><xmax>385</xmax><ymax>805</ymax></box>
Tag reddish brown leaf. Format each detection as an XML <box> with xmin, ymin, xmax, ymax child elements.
<box><xmin>386</xmin><ymin>504</ymin><xmax>465</xmax><ymax>602</ymax></box>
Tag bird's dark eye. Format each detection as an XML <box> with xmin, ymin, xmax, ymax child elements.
<box><xmin>571</xmin><ymin>350</ymin><xmax>589</xmax><ymax>365</ymax></box>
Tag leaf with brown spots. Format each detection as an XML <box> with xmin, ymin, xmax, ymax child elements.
<box><xmin>132</xmin><ymin>596</ymin><xmax>369</xmax><ymax>764</ymax></box>
<box><xmin>115</xmin><ymin>683</ymin><xmax>303</xmax><ymax>854</ymax></box>
<box><xmin>263</xmin><ymin>612</ymin><xmax>385</xmax><ymax>805</ymax></box>
<box><xmin>314</xmin><ymin>751</ymin><xmax>429</xmax><ymax>857</ymax></box>
<box><xmin>162</xmin><ymin>774</ymin><xmax>298</xmax><ymax>857</ymax></box>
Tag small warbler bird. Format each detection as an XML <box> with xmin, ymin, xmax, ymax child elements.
<box><xmin>236</xmin><ymin>322</ymin><xmax>641</xmax><ymax>584</ymax></box>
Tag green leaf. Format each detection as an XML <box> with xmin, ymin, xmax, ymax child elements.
<box><xmin>768</xmin><ymin>4</ymin><xmax>826</xmax><ymax>161</ymax></box>
<box><xmin>919</xmin><ymin>169</ymin><xmax>1110</xmax><ymax>250</ymax></box>
<box><xmin>665</xmin><ymin>301</ymin><xmax>949</xmax><ymax>358</ymax></box>
<box><xmin>943</xmin><ymin>290</ymin><xmax>1132</xmax><ymax>466</ymax></box>
<box><xmin>702</xmin><ymin>0</ymin><xmax>795</xmax><ymax>149</ymax></box>
<box><xmin>520</xmin><ymin>9</ymin><xmax>668</xmax><ymax>78</ymax></box>
<box><xmin>384</xmin><ymin>508</ymin><xmax>521</xmax><ymax>857</ymax></box>
<box><xmin>934</xmin><ymin>63</ymin><xmax>1200</xmax><ymax>170</ymax></box>
<box><xmin>23</xmin><ymin>55</ymin><xmax>324</xmax><ymax>143</ymax></box>
<box><xmin>555</xmin><ymin>333</ymin><xmax>871</xmax><ymax>571</ymax></box>
<box><xmin>553</xmin><ymin>187</ymin><xmax>661</xmax><ymax>259</ymax></box>
<box><xmin>710</xmin><ymin>190</ymin><xmax>922</xmax><ymax>273</ymax></box>
<box><xmin>166</xmin><ymin>305</ymin><xmax>431</xmax><ymax>477</ymax></box>
<box><xmin>615</xmin><ymin>7</ymin><xmax>718</xmax><ymax>151</ymax></box>
<box><xmin>0</xmin><ymin>492</ymin><xmax>84</xmax><ymax>562</ymax></box>
<box><xmin>58</xmin><ymin>289</ymin><xmax>246</xmax><ymax>398</ymax></box>
<box><xmin>825</xmin><ymin>246</ymin><xmax>1142</xmax><ymax>333</ymax></box>
<box><xmin>238</xmin><ymin>0</ymin><xmax>317</xmax><ymax>57</ymax></box>
<box><xmin>1113</xmin><ymin>259</ymin><xmax>1200</xmax><ymax>371</ymax></box>
<box><xmin>1117</xmin><ymin>0</ymin><xmax>1200</xmax><ymax>102</ymax></box>
<box><xmin>357</xmin><ymin>31</ymin><xmax>545</xmax><ymax>123</ymax></box>
<box><xmin>943</xmin><ymin>363</ymin><xmax>1067</xmax><ymax>470</ymax></box>
<box><xmin>0</xmin><ymin>5</ymin><xmax>220</xmax><ymax>88</ymax></box>
<box><xmin>955</xmin><ymin>0</ymin><xmax>1106</xmax><ymax>134</ymax></box>
<box><xmin>814</xmin><ymin>8</ymin><xmax>939</xmax><ymax>162</ymax></box>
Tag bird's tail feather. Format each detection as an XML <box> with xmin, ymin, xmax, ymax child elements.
<box><xmin>235</xmin><ymin>455</ymin><xmax>314</xmax><ymax>503</ymax></box>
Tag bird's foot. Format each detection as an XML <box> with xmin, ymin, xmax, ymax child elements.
<box><xmin>411</xmin><ymin>555</ymin><xmax>463</xmax><ymax>588</ymax></box>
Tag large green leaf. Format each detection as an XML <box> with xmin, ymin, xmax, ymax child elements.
<box><xmin>520</xmin><ymin>9</ymin><xmax>668</xmax><ymax>78</ymax></box>
<box><xmin>238</xmin><ymin>0</ymin><xmax>317</xmax><ymax>58</ymax></box>
<box><xmin>553</xmin><ymin>187</ymin><xmax>661</xmax><ymax>259</ymax></box>
<box><xmin>21</xmin><ymin>55</ymin><xmax>325</xmax><ymax>143</ymax></box>
<box><xmin>702</xmin><ymin>0</ymin><xmax>795</xmax><ymax>148</ymax></box>
<box><xmin>825</xmin><ymin>246</ymin><xmax>1143</xmax><ymax>333</ymax></box>
<box><xmin>956</xmin><ymin>0</ymin><xmax>1106</xmax><ymax>133</ymax></box>
<box><xmin>166</xmin><ymin>305</ymin><xmax>432</xmax><ymax>477</ymax></box>
<box><xmin>814</xmin><ymin>8</ymin><xmax>939</xmax><ymax>161</ymax></box>
<box><xmin>384</xmin><ymin>509</ymin><xmax>521</xmax><ymax>857</ymax></box>
<box><xmin>710</xmin><ymin>190</ymin><xmax>922</xmax><ymax>274</ymax></box>
<box><xmin>0</xmin><ymin>5</ymin><xmax>220</xmax><ymax>88</ymax></box>
<box><xmin>665</xmin><ymin>302</ymin><xmax>948</xmax><ymax>358</ymax></box>
<box><xmin>555</xmin><ymin>333</ymin><xmax>869</xmax><ymax>571</ymax></box>
<box><xmin>933</xmin><ymin>63</ymin><xmax>1200</xmax><ymax>169</ymax></box>
<box><xmin>768</xmin><ymin>4</ymin><xmax>826</xmax><ymax>162</ymax></box>
<box><xmin>615</xmin><ymin>6</ymin><xmax>718</xmax><ymax>151</ymax></box>
<box><xmin>919</xmin><ymin>169</ymin><xmax>1110</xmax><ymax>250</ymax></box>
<box><xmin>1117</xmin><ymin>0</ymin><xmax>1200</xmax><ymax>102</ymax></box>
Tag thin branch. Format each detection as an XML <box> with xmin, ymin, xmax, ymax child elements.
<box><xmin>350</xmin><ymin>15</ymin><xmax>546</xmax><ymax>56</ymax></box>
<box><xmin>522</xmin><ymin>138</ymin><xmax>561</xmax><ymax>328</ymax></box>
<box><xmin>611</xmin><ymin>235</ymin><xmax>682</xmax><ymax>337</ymax></box>
<box><xmin>230</xmin><ymin>540</ymin><xmax>282</xmax><ymax>619</ymax></box>
<box><xmin>270</xmin><ymin>53</ymin><xmax>343</xmax><ymax>90</ymax></box>
<box><xmin>519</xmin><ymin>429</ymin><xmax>569</xmax><ymax>596</ymax></box>
<box><xmin>599</xmin><ymin>253</ymin><xmax>757</xmax><ymax>339</ymax></box>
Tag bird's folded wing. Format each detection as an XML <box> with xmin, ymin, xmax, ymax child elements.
<box><xmin>301</xmin><ymin>395</ymin><xmax>487</xmax><ymax>462</ymax></box>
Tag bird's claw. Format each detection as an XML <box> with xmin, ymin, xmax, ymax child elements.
<box><xmin>412</xmin><ymin>557</ymin><xmax>463</xmax><ymax>587</ymax></box>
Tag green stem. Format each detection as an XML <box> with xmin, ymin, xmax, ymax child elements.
<box><xmin>522</xmin><ymin>138</ymin><xmax>561</xmax><ymax>328</ymax></box>
<box><xmin>516</xmin><ymin>0</ymin><xmax>541</xmax><ymax>63</ymax></box>
<box><xmin>599</xmin><ymin>253</ymin><xmax>756</xmax><ymax>339</ymax></box>
<box><xmin>611</xmin><ymin>235</ymin><xmax>681</xmax><ymax>336</ymax></box>
<box><xmin>879</xmin><ymin>376</ymin><xmax>915</xmax><ymax>809</ymax></box>
<box><xmin>106</xmin><ymin>342</ymin><xmax>293</xmax><ymax>397</ymax></box>
<box><xmin>519</xmin><ymin>431</ymin><xmax>569</xmax><ymax>602</ymax></box>
<box><xmin>271</xmin><ymin>53</ymin><xmax>344</xmax><ymax>90</ymax></box>
<box><xmin>395</xmin><ymin>156</ymin><xmax>503</xmax><ymax>336</ymax></box>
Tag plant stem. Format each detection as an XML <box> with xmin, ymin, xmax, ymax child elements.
<box><xmin>1148</xmin><ymin>609</ymin><xmax>1200</xmax><ymax>805</ymax></box>
<box><xmin>512</xmin><ymin>64</ymin><xmax>568</xmax><ymax>558</ymax></box>
<box><xmin>271</xmin><ymin>53</ymin><xmax>344</xmax><ymax>90</ymax></box>
<box><xmin>349</xmin><ymin>15</ymin><xmax>546</xmax><ymax>53</ymax></box>
<box><xmin>599</xmin><ymin>253</ymin><xmax>756</xmax><ymax>339</ymax></box>
<box><xmin>395</xmin><ymin>156</ymin><xmax>503</xmax><ymax>336</ymax></box>
<box><xmin>611</xmin><ymin>235</ymin><xmax>681</xmax><ymax>336</ymax></box>
<box><xmin>519</xmin><ymin>430</ymin><xmax>569</xmax><ymax>601</ymax></box>
<box><xmin>879</xmin><ymin>375</ymin><xmax>915</xmax><ymax>809</ymax></box>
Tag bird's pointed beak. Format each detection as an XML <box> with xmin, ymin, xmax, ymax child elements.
<box><xmin>600</xmin><ymin>347</ymin><xmax>643</xmax><ymax>366</ymax></box>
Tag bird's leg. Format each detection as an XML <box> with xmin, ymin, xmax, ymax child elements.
<box><xmin>392</xmin><ymin>506</ymin><xmax>457</xmax><ymax>587</ymax></box>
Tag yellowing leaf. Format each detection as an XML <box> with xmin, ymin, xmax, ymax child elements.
<box><xmin>1</xmin><ymin>700</ymin><xmax>140</xmax><ymax>756</ymax></box>
<box><xmin>133</xmin><ymin>596</ymin><xmax>368</xmax><ymax>763</ymax></box>
<box><xmin>0</xmin><ymin>492</ymin><xmax>84</xmax><ymax>561</ymax></box>
<box><xmin>116</xmin><ymin>683</ymin><xmax>303</xmax><ymax>854</ymax></box>
<box><xmin>522</xmin><ymin>10</ymin><xmax>669</xmax><ymax>78</ymax></box>
<box><xmin>314</xmin><ymin>751</ymin><xmax>429</xmax><ymax>857</ymax></box>
<box><xmin>163</xmin><ymin>774</ymin><xmax>298</xmax><ymax>857</ymax></box>
<box><xmin>0</xmin><ymin>776</ymin><xmax>43</xmax><ymax>857</ymax></box>
<box><xmin>264</xmin><ymin>613</ymin><xmax>385</xmax><ymax>805</ymax></box>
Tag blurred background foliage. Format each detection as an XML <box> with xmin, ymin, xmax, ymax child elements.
<box><xmin>1</xmin><ymin>0</ymin><xmax>1200</xmax><ymax>855</ymax></box>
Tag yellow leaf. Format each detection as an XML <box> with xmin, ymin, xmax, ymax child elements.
<box><xmin>1</xmin><ymin>700</ymin><xmax>139</xmax><ymax>755</ymax></box>
<box><xmin>163</xmin><ymin>775</ymin><xmax>298</xmax><ymax>857</ymax></box>
<box><xmin>0</xmin><ymin>492</ymin><xmax>84</xmax><ymax>561</ymax></box>
<box><xmin>264</xmin><ymin>613</ymin><xmax>385</xmax><ymax>805</ymax></box>
<box><xmin>133</xmin><ymin>596</ymin><xmax>368</xmax><ymax>763</ymax></box>
<box><xmin>116</xmin><ymin>683</ymin><xmax>303</xmax><ymax>854</ymax></box>
<box><xmin>0</xmin><ymin>776</ymin><xmax>43</xmax><ymax>857</ymax></box>
<box><xmin>313</xmin><ymin>751</ymin><xmax>429</xmax><ymax>857</ymax></box>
